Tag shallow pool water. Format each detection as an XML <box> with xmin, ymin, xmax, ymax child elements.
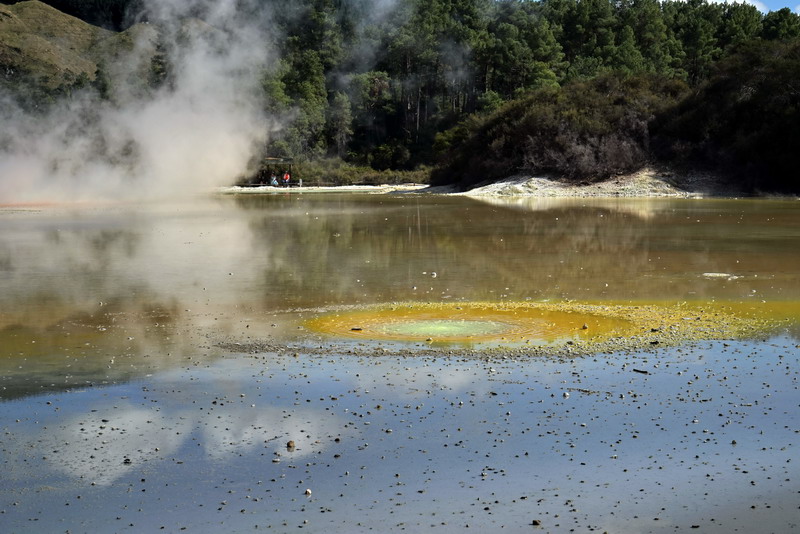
<box><xmin>1</xmin><ymin>337</ymin><xmax>798</xmax><ymax>533</ymax></box>
<box><xmin>381</xmin><ymin>318</ymin><xmax>510</xmax><ymax>337</ymax></box>
<box><xmin>1</xmin><ymin>194</ymin><xmax>799</xmax><ymax>532</ymax></box>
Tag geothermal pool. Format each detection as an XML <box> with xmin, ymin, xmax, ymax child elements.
<box><xmin>1</xmin><ymin>194</ymin><xmax>799</xmax><ymax>532</ymax></box>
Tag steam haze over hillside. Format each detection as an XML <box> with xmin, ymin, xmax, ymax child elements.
<box><xmin>0</xmin><ymin>0</ymin><xmax>275</xmax><ymax>203</ymax></box>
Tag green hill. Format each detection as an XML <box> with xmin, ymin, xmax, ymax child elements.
<box><xmin>0</xmin><ymin>1</ymin><xmax>111</xmax><ymax>89</ymax></box>
<box><xmin>0</xmin><ymin>1</ymin><xmax>227</xmax><ymax>106</ymax></box>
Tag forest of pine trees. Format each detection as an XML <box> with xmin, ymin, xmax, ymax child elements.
<box><xmin>5</xmin><ymin>0</ymin><xmax>800</xmax><ymax>192</ymax></box>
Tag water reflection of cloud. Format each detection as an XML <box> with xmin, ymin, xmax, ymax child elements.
<box><xmin>41</xmin><ymin>405</ymin><xmax>192</xmax><ymax>486</ymax></box>
<box><xmin>200</xmin><ymin>405</ymin><xmax>350</xmax><ymax>461</ymax></box>
<box><xmin>29</xmin><ymin>398</ymin><xmax>351</xmax><ymax>486</ymax></box>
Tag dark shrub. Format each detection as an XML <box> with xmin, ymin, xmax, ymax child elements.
<box><xmin>432</xmin><ymin>73</ymin><xmax>688</xmax><ymax>189</ymax></box>
<box><xmin>652</xmin><ymin>40</ymin><xmax>800</xmax><ymax>193</ymax></box>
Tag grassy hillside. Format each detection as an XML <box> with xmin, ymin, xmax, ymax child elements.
<box><xmin>1</xmin><ymin>0</ymin><xmax>234</xmax><ymax>107</ymax></box>
<box><xmin>0</xmin><ymin>1</ymin><xmax>111</xmax><ymax>88</ymax></box>
<box><xmin>0</xmin><ymin>0</ymin><xmax>165</xmax><ymax>108</ymax></box>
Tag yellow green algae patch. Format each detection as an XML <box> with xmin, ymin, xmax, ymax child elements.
<box><xmin>304</xmin><ymin>300</ymin><xmax>794</xmax><ymax>352</ymax></box>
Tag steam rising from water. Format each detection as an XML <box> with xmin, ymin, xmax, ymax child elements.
<box><xmin>0</xmin><ymin>0</ymin><xmax>274</xmax><ymax>203</ymax></box>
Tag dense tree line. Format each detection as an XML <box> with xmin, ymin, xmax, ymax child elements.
<box><xmin>7</xmin><ymin>0</ymin><xmax>800</xmax><ymax>190</ymax></box>
<box><xmin>652</xmin><ymin>40</ymin><xmax>800</xmax><ymax>193</ymax></box>
<box><xmin>431</xmin><ymin>73</ymin><xmax>689</xmax><ymax>187</ymax></box>
<box><xmin>256</xmin><ymin>0</ymin><xmax>799</xmax><ymax>173</ymax></box>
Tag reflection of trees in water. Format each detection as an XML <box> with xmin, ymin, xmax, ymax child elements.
<box><xmin>240</xmin><ymin>195</ymin><xmax>776</xmax><ymax>306</ymax></box>
<box><xmin>1</xmin><ymin>194</ymin><xmax>797</xmax><ymax>391</ymax></box>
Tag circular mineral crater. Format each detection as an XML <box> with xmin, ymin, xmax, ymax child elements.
<box><xmin>304</xmin><ymin>302</ymin><xmax>639</xmax><ymax>345</ymax></box>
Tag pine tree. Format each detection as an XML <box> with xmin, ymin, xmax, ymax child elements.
<box><xmin>761</xmin><ymin>7</ymin><xmax>800</xmax><ymax>41</ymax></box>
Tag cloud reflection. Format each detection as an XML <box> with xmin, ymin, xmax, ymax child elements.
<box><xmin>27</xmin><ymin>391</ymin><xmax>352</xmax><ymax>486</ymax></box>
<box><xmin>42</xmin><ymin>406</ymin><xmax>192</xmax><ymax>486</ymax></box>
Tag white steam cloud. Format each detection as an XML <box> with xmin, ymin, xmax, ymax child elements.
<box><xmin>0</xmin><ymin>0</ymin><xmax>276</xmax><ymax>203</ymax></box>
